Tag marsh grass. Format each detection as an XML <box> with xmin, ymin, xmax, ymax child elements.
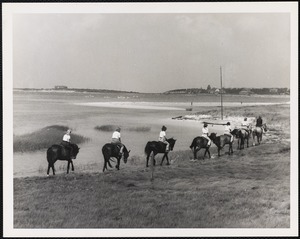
<box><xmin>95</xmin><ymin>125</ymin><xmax>151</xmax><ymax>132</ymax></box>
<box><xmin>14</xmin><ymin>125</ymin><xmax>89</xmax><ymax>153</ymax></box>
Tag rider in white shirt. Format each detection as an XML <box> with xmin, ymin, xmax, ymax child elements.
<box><xmin>158</xmin><ymin>125</ymin><xmax>170</xmax><ymax>151</ymax></box>
<box><xmin>241</xmin><ymin>117</ymin><xmax>250</xmax><ymax>133</ymax></box>
<box><xmin>224</xmin><ymin>122</ymin><xmax>234</xmax><ymax>142</ymax></box>
<box><xmin>201</xmin><ymin>123</ymin><xmax>211</xmax><ymax>146</ymax></box>
<box><xmin>61</xmin><ymin>129</ymin><xmax>74</xmax><ymax>158</ymax></box>
<box><xmin>111</xmin><ymin>127</ymin><xmax>124</xmax><ymax>157</ymax></box>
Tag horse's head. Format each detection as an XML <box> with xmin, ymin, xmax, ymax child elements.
<box><xmin>263</xmin><ymin>123</ymin><xmax>268</xmax><ymax>132</ymax></box>
<box><xmin>71</xmin><ymin>144</ymin><xmax>80</xmax><ymax>159</ymax></box>
<box><xmin>123</xmin><ymin>147</ymin><xmax>130</xmax><ymax>163</ymax></box>
<box><xmin>167</xmin><ymin>137</ymin><xmax>177</xmax><ymax>151</ymax></box>
<box><xmin>209</xmin><ymin>133</ymin><xmax>217</xmax><ymax>141</ymax></box>
<box><xmin>231</xmin><ymin>128</ymin><xmax>240</xmax><ymax>137</ymax></box>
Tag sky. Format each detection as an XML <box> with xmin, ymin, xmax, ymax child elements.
<box><xmin>13</xmin><ymin>11</ymin><xmax>291</xmax><ymax>93</ymax></box>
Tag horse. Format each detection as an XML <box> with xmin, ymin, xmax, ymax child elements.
<box><xmin>102</xmin><ymin>143</ymin><xmax>130</xmax><ymax>172</ymax></box>
<box><xmin>210</xmin><ymin>133</ymin><xmax>233</xmax><ymax>156</ymax></box>
<box><xmin>145</xmin><ymin>138</ymin><xmax>177</xmax><ymax>167</ymax></box>
<box><xmin>252</xmin><ymin>123</ymin><xmax>268</xmax><ymax>146</ymax></box>
<box><xmin>231</xmin><ymin>128</ymin><xmax>252</xmax><ymax>149</ymax></box>
<box><xmin>46</xmin><ymin>143</ymin><xmax>80</xmax><ymax>176</ymax></box>
<box><xmin>189</xmin><ymin>135</ymin><xmax>214</xmax><ymax>160</ymax></box>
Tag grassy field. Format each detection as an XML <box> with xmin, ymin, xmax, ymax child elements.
<box><xmin>13</xmin><ymin>125</ymin><xmax>89</xmax><ymax>153</ymax></box>
<box><xmin>13</xmin><ymin>104</ymin><xmax>291</xmax><ymax>228</ymax></box>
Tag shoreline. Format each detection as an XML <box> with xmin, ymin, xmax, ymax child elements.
<box><xmin>74</xmin><ymin>101</ymin><xmax>290</xmax><ymax>110</ymax></box>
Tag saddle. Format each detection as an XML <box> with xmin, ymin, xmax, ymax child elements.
<box><xmin>111</xmin><ymin>143</ymin><xmax>123</xmax><ymax>157</ymax></box>
<box><xmin>158</xmin><ymin>141</ymin><xmax>169</xmax><ymax>152</ymax></box>
<box><xmin>60</xmin><ymin>143</ymin><xmax>74</xmax><ymax>159</ymax></box>
<box><xmin>200</xmin><ymin>136</ymin><xmax>210</xmax><ymax>147</ymax></box>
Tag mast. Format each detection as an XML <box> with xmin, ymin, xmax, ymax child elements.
<box><xmin>220</xmin><ymin>66</ymin><xmax>223</xmax><ymax>120</ymax></box>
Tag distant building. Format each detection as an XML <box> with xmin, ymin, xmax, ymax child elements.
<box><xmin>269</xmin><ymin>88</ymin><xmax>278</xmax><ymax>94</ymax></box>
<box><xmin>214</xmin><ymin>88</ymin><xmax>226</xmax><ymax>94</ymax></box>
<box><xmin>54</xmin><ymin>85</ymin><xmax>68</xmax><ymax>90</ymax></box>
<box><xmin>239</xmin><ymin>89</ymin><xmax>252</xmax><ymax>95</ymax></box>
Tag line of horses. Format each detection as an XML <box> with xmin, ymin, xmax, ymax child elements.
<box><xmin>46</xmin><ymin>123</ymin><xmax>267</xmax><ymax>176</ymax></box>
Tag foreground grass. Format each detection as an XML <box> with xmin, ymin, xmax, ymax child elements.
<box><xmin>14</xmin><ymin>141</ymin><xmax>290</xmax><ymax>228</ymax></box>
<box><xmin>14</xmin><ymin>125</ymin><xmax>89</xmax><ymax>153</ymax></box>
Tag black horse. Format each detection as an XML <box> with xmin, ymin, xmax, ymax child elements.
<box><xmin>189</xmin><ymin>135</ymin><xmax>214</xmax><ymax>160</ymax></box>
<box><xmin>145</xmin><ymin>138</ymin><xmax>177</xmax><ymax>167</ymax></box>
<box><xmin>47</xmin><ymin>143</ymin><xmax>80</xmax><ymax>176</ymax></box>
<box><xmin>210</xmin><ymin>133</ymin><xmax>233</xmax><ymax>156</ymax></box>
<box><xmin>231</xmin><ymin>128</ymin><xmax>251</xmax><ymax>150</ymax></box>
<box><xmin>102</xmin><ymin>144</ymin><xmax>130</xmax><ymax>172</ymax></box>
<box><xmin>252</xmin><ymin>123</ymin><xmax>268</xmax><ymax>146</ymax></box>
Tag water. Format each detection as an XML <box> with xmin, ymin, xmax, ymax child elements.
<box><xmin>13</xmin><ymin>91</ymin><xmax>289</xmax><ymax>177</ymax></box>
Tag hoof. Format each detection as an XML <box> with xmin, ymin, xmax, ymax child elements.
<box><xmin>47</xmin><ymin>174</ymin><xmax>49</xmax><ymax>177</ymax></box>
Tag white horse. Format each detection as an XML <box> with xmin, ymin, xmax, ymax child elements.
<box><xmin>252</xmin><ymin>123</ymin><xmax>268</xmax><ymax>146</ymax></box>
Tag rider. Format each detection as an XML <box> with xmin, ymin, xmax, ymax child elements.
<box><xmin>111</xmin><ymin>127</ymin><xmax>124</xmax><ymax>157</ymax></box>
<box><xmin>241</xmin><ymin>117</ymin><xmax>250</xmax><ymax>133</ymax></box>
<box><xmin>256</xmin><ymin>116</ymin><xmax>264</xmax><ymax>132</ymax></box>
<box><xmin>61</xmin><ymin>129</ymin><xmax>74</xmax><ymax>158</ymax></box>
<box><xmin>158</xmin><ymin>125</ymin><xmax>170</xmax><ymax>152</ymax></box>
<box><xmin>201</xmin><ymin>123</ymin><xmax>211</xmax><ymax>147</ymax></box>
<box><xmin>224</xmin><ymin>122</ymin><xmax>234</xmax><ymax>142</ymax></box>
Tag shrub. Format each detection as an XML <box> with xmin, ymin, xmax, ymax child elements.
<box><xmin>95</xmin><ymin>125</ymin><xmax>151</xmax><ymax>132</ymax></box>
<box><xmin>14</xmin><ymin>125</ymin><xmax>89</xmax><ymax>153</ymax></box>
<box><xmin>94</xmin><ymin>125</ymin><xmax>117</xmax><ymax>132</ymax></box>
<box><xmin>127</xmin><ymin>127</ymin><xmax>151</xmax><ymax>132</ymax></box>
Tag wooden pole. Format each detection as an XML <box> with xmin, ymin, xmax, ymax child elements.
<box><xmin>220</xmin><ymin>66</ymin><xmax>223</xmax><ymax>120</ymax></box>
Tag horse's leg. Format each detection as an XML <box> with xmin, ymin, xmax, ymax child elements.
<box><xmin>47</xmin><ymin>163</ymin><xmax>51</xmax><ymax>176</ymax></box>
<box><xmin>153</xmin><ymin>152</ymin><xmax>157</xmax><ymax>166</ymax></box>
<box><xmin>103</xmin><ymin>159</ymin><xmax>107</xmax><ymax>172</ymax></box>
<box><xmin>260</xmin><ymin>133</ymin><xmax>262</xmax><ymax>144</ymax></box>
<box><xmin>194</xmin><ymin>148</ymin><xmax>200</xmax><ymax>160</ymax></box>
<box><xmin>160</xmin><ymin>154</ymin><xmax>165</xmax><ymax>166</ymax></box>
<box><xmin>146</xmin><ymin>153</ymin><xmax>150</xmax><ymax>167</ymax></box>
<box><xmin>165</xmin><ymin>154</ymin><xmax>170</xmax><ymax>165</ymax></box>
<box><xmin>218</xmin><ymin>147</ymin><xmax>221</xmax><ymax>156</ymax></box>
<box><xmin>107</xmin><ymin>158</ymin><xmax>113</xmax><ymax>168</ymax></box>
<box><xmin>52</xmin><ymin>164</ymin><xmax>55</xmax><ymax>175</ymax></box>
<box><xmin>67</xmin><ymin>160</ymin><xmax>70</xmax><ymax>174</ymax></box>
<box><xmin>116</xmin><ymin>157</ymin><xmax>120</xmax><ymax>170</ymax></box>
<box><xmin>71</xmin><ymin>160</ymin><xmax>74</xmax><ymax>171</ymax></box>
<box><xmin>203</xmin><ymin>148</ymin><xmax>207</xmax><ymax>159</ymax></box>
<box><xmin>207</xmin><ymin>148</ymin><xmax>211</xmax><ymax>159</ymax></box>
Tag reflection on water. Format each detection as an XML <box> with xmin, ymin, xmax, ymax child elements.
<box><xmin>13</xmin><ymin>91</ymin><xmax>289</xmax><ymax>178</ymax></box>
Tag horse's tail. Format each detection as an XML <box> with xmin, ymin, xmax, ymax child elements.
<box><xmin>47</xmin><ymin>146</ymin><xmax>56</xmax><ymax>164</ymax></box>
<box><xmin>189</xmin><ymin>137</ymin><xmax>198</xmax><ymax>149</ymax></box>
<box><xmin>144</xmin><ymin>142</ymin><xmax>153</xmax><ymax>155</ymax></box>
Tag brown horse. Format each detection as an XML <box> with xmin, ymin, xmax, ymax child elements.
<box><xmin>231</xmin><ymin>128</ymin><xmax>252</xmax><ymax>149</ymax></box>
<box><xmin>189</xmin><ymin>135</ymin><xmax>214</xmax><ymax>160</ymax></box>
<box><xmin>47</xmin><ymin>143</ymin><xmax>80</xmax><ymax>176</ymax></box>
<box><xmin>145</xmin><ymin>138</ymin><xmax>176</xmax><ymax>167</ymax></box>
<box><xmin>102</xmin><ymin>144</ymin><xmax>130</xmax><ymax>172</ymax></box>
<box><xmin>252</xmin><ymin>123</ymin><xmax>268</xmax><ymax>146</ymax></box>
<box><xmin>210</xmin><ymin>133</ymin><xmax>233</xmax><ymax>156</ymax></box>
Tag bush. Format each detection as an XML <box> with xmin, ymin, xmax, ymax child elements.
<box><xmin>14</xmin><ymin>125</ymin><xmax>89</xmax><ymax>153</ymax></box>
<box><xmin>95</xmin><ymin>125</ymin><xmax>151</xmax><ymax>132</ymax></box>
<box><xmin>94</xmin><ymin>125</ymin><xmax>117</xmax><ymax>132</ymax></box>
